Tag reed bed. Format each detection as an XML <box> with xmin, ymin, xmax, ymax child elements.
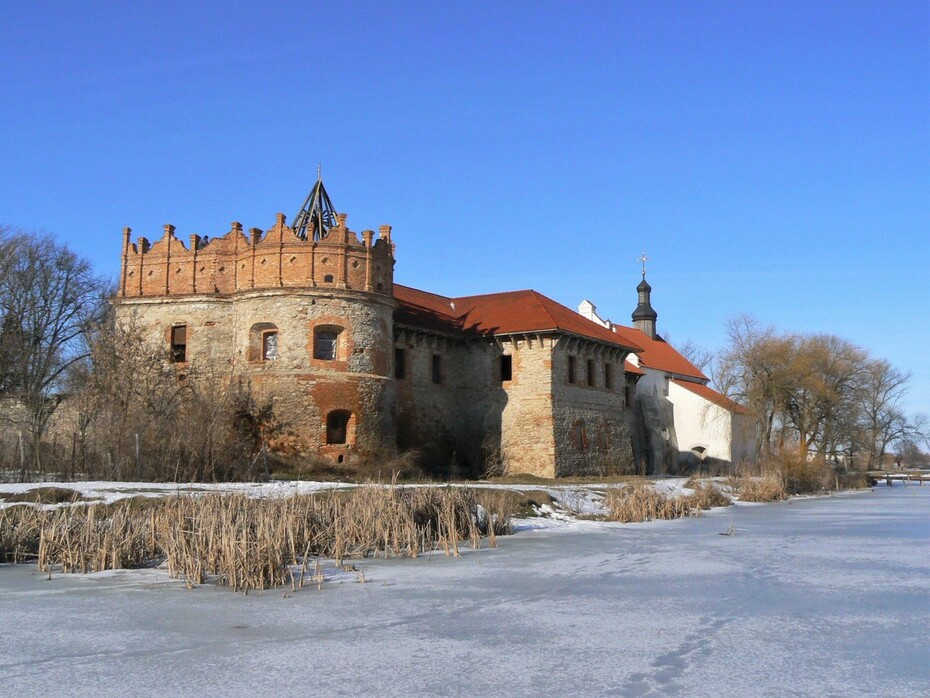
<box><xmin>0</xmin><ymin>486</ymin><xmax>515</xmax><ymax>592</ymax></box>
<box><xmin>733</xmin><ymin>474</ymin><xmax>788</xmax><ymax>502</ymax></box>
<box><xmin>605</xmin><ymin>482</ymin><xmax>732</xmax><ymax>523</ymax></box>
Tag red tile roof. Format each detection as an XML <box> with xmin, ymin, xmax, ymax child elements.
<box><xmin>624</xmin><ymin>359</ymin><xmax>644</xmax><ymax>376</ymax></box>
<box><xmin>394</xmin><ymin>285</ymin><xmax>642</xmax><ymax>352</ymax></box>
<box><xmin>610</xmin><ymin>325</ymin><xmax>708</xmax><ymax>381</ymax></box>
<box><xmin>671</xmin><ymin>379</ymin><xmax>751</xmax><ymax>415</ymax></box>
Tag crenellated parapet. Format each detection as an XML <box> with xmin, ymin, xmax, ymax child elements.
<box><xmin>119</xmin><ymin>212</ymin><xmax>395</xmax><ymax>298</ymax></box>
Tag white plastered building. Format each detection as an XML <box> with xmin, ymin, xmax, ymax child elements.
<box><xmin>578</xmin><ymin>278</ymin><xmax>754</xmax><ymax>471</ymax></box>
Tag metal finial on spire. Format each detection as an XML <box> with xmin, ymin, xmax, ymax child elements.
<box><xmin>639</xmin><ymin>252</ymin><xmax>648</xmax><ymax>279</ymax></box>
<box><xmin>291</xmin><ymin>167</ymin><xmax>337</xmax><ymax>241</ymax></box>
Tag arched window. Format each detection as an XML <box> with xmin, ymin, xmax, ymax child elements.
<box><xmin>326</xmin><ymin>410</ymin><xmax>351</xmax><ymax>445</ymax></box>
<box><xmin>248</xmin><ymin>322</ymin><xmax>279</xmax><ymax>362</ymax></box>
<box><xmin>313</xmin><ymin>326</ymin><xmax>342</xmax><ymax>360</ymax></box>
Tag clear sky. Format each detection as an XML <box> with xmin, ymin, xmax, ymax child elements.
<box><xmin>1</xmin><ymin>1</ymin><xmax>927</xmax><ymax>416</ymax></box>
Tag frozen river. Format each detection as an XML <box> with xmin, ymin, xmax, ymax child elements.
<box><xmin>1</xmin><ymin>484</ymin><xmax>928</xmax><ymax>696</ymax></box>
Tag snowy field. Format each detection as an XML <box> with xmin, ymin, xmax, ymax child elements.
<box><xmin>1</xmin><ymin>484</ymin><xmax>928</xmax><ymax>696</ymax></box>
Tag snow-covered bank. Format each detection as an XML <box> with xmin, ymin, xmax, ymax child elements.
<box><xmin>0</xmin><ymin>476</ymin><xmax>746</xmax><ymax>519</ymax></box>
<box><xmin>1</xmin><ymin>484</ymin><xmax>928</xmax><ymax>696</ymax></box>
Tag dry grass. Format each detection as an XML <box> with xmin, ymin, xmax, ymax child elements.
<box><xmin>0</xmin><ymin>486</ymin><xmax>516</xmax><ymax>592</ymax></box>
<box><xmin>731</xmin><ymin>454</ymin><xmax>871</xmax><ymax>501</ymax></box>
<box><xmin>605</xmin><ymin>482</ymin><xmax>731</xmax><ymax>523</ymax></box>
<box><xmin>733</xmin><ymin>474</ymin><xmax>788</xmax><ymax>502</ymax></box>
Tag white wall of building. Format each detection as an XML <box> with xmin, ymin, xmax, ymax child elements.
<box><xmin>667</xmin><ymin>380</ymin><xmax>733</xmax><ymax>462</ymax></box>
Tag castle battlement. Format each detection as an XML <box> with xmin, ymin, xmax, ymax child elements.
<box><xmin>119</xmin><ymin>212</ymin><xmax>395</xmax><ymax>298</ymax></box>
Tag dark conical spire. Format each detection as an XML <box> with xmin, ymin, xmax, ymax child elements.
<box><xmin>291</xmin><ymin>168</ymin><xmax>338</xmax><ymax>241</ymax></box>
<box><xmin>632</xmin><ymin>256</ymin><xmax>657</xmax><ymax>338</ymax></box>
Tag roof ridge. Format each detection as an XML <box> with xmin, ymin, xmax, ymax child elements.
<box><xmin>394</xmin><ymin>283</ymin><xmax>452</xmax><ymax>303</ymax></box>
<box><xmin>528</xmin><ymin>290</ymin><xmax>560</xmax><ymax>330</ymax></box>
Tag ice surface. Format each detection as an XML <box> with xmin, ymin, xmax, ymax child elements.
<box><xmin>1</xmin><ymin>485</ymin><xmax>928</xmax><ymax>696</ymax></box>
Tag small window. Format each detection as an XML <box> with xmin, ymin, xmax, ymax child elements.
<box><xmin>567</xmin><ymin>355</ymin><xmax>576</xmax><ymax>384</ymax></box>
<box><xmin>395</xmin><ymin>347</ymin><xmax>406</xmax><ymax>379</ymax></box>
<box><xmin>500</xmin><ymin>355</ymin><xmax>512</xmax><ymax>382</ymax></box>
<box><xmin>262</xmin><ymin>331</ymin><xmax>278</xmax><ymax>361</ymax></box>
<box><xmin>323</xmin><ymin>274</ymin><xmax>334</xmax><ymax>283</ymax></box>
<box><xmin>170</xmin><ymin>325</ymin><xmax>186</xmax><ymax>363</ymax></box>
<box><xmin>587</xmin><ymin>359</ymin><xmax>595</xmax><ymax>386</ymax></box>
<box><xmin>326</xmin><ymin>410</ymin><xmax>350</xmax><ymax>445</ymax></box>
<box><xmin>604</xmin><ymin>363</ymin><xmax>614</xmax><ymax>390</ymax></box>
<box><xmin>432</xmin><ymin>354</ymin><xmax>442</xmax><ymax>384</ymax></box>
<box><xmin>314</xmin><ymin>328</ymin><xmax>339</xmax><ymax>360</ymax></box>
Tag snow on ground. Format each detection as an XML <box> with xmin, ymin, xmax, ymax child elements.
<box><xmin>0</xmin><ymin>477</ymin><xmax>698</xmax><ymax>518</ymax></box>
<box><xmin>1</xmin><ymin>483</ymin><xmax>928</xmax><ymax>696</ymax></box>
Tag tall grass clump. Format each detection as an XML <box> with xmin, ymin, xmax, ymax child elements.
<box><xmin>0</xmin><ymin>486</ymin><xmax>515</xmax><ymax>592</ymax></box>
<box><xmin>605</xmin><ymin>482</ymin><xmax>731</xmax><ymax>523</ymax></box>
<box><xmin>734</xmin><ymin>474</ymin><xmax>787</xmax><ymax>502</ymax></box>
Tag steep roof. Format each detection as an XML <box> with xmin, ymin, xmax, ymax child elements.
<box><xmin>671</xmin><ymin>379</ymin><xmax>751</xmax><ymax>415</ymax></box>
<box><xmin>624</xmin><ymin>359</ymin><xmax>645</xmax><ymax>376</ymax></box>
<box><xmin>393</xmin><ymin>285</ymin><xmax>461</xmax><ymax>335</ymax></box>
<box><xmin>610</xmin><ymin>325</ymin><xmax>708</xmax><ymax>381</ymax></box>
<box><xmin>394</xmin><ymin>285</ymin><xmax>642</xmax><ymax>352</ymax></box>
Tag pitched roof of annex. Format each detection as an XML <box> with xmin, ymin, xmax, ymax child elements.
<box><xmin>393</xmin><ymin>284</ymin><xmax>642</xmax><ymax>352</ymax></box>
<box><xmin>670</xmin><ymin>379</ymin><xmax>752</xmax><ymax>415</ymax></box>
<box><xmin>609</xmin><ymin>325</ymin><xmax>708</xmax><ymax>381</ymax></box>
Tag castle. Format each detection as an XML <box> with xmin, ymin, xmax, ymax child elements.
<box><xmin>114</xmin><ymin>177</ymin><xmax>751</xmax><ymax>477</ymax></box>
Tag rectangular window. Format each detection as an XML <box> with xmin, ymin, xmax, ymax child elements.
<box><xmin>170</xmin><ymin>325</ymin><xmax>186</xmax><ymax>363</ymax></box>
<box><xmin>567</xmin><ymin>355</ymin><xmax>576</xmax><ymax>384</ymax></box>
<box><xmin>604</xmin><ymin>363</ymin><xmax>613</xmax><ymax>390</ymax></box>
<box><xmin>587</xmin><ymin>359</ymin><xmax>595</xmax><ymax>386</ymax></box>
<box><xmin>431</xmin><ymin>354</ymin><xmax>442</xmax><ymax>384</ymax></box>
<box><xmin>314</xmin><ymin>329</ymin><xmax>338</xmax><ymax>360</ymax></box>
<box><xmin>395</xmin><ymin>347</ymin><xmax>406</xmax><ymax>379</ymax></box>
<box><xmin>500</xmin><ymin>355</ymin><xmax>512</xmax><ymax>382</ymax></box>
<box><xmin>262</xmin><ymin>331</ymin><xmax>278</xmax><ymax>361</ymax></box>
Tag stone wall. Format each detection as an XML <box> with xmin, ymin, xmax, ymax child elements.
<box><xmin>550</xmin><ymin>336</ymin><xmax>633</xmax><ymax>477</ymax></box>
<box><xmin>114</xmin><ymin>288</ymin><xmax>396</xmax><ymax>463</ymax></box>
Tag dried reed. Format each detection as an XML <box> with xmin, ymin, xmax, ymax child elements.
<box><xmin>0</xmin><ymin>485</ymin><xmax>515</xmax><ymax>592</ymax></box>
<box><xmin>605</xmin><ymin>482</ymin><xmax>731</xmax><ymax>523</ymax></box>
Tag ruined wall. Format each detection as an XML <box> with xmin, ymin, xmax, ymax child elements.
<box><xmin>550</xmin><ymin>337</ymin><xmax>633</xmax><ymax>477</ymax></box>
<box><xmin>119</xmin><ymin>214</ymin><xmax>394</xmax><ymax>299</ymax></box>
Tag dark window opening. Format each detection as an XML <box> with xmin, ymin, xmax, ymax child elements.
<box><xmin>567</xmin><ymin>355</ymin><xmax>576</xmax><ymax>384</ymax></box>
<box><xmin>431</xmin><ymin>354</ymin><xmax>442</xmax><ymax>384</ymax></box>
<box><xmin>326</xmin><ymin>410</ymin><xmax>350</xmax><ymax>445</ymax></box>
<box><xmin>625</xmin><ymin>384</ymin><xmax>632</xmax><ymax>406</ymax></box>
<box><xmin>395</xmin><ymin>347</ymin><xmax>406</xmax><ymax>379</ymax></box>
<box><xmin>170</xmin><ymin>325</ymin><xmax>187</xmax><ymax>363</ymax></box>
<box><xmin>262</xmin><ymin>331</ymin><xmax>278</xmax><ymax>361</ymax></box>
<box><xmin>323</xmin><ymin>274</ymin><xmax>334</xmax><ymax>283</ymax></box>
<box><xmin>500</xmin><ymin>355</ymin><xmax>512</xmax><ymax>382</ymax></box>
<box><xmin>587</xmin><ymin>359</ymin><xmax>595</xmax><ymax>386</ymax></box>
<box><xmin>314</xmin><ymin>328</ymin><xmax>339</xmax><ymax>360</ymax></box>
<box><xmin>604</xmin><ymin>363</ymin><xmax>613</xmax><ymax>390</ymax></box>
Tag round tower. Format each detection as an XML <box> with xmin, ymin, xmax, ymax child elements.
<box><xmin>114</xmin><ymin>174</ymin><xmax>398</xmax><ymax>466</ymax></box>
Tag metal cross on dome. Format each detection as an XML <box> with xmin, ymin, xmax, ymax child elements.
<box><xmin>639</xmin><ymin>252</ymin><xmax>648</xmax><ymax>278</ymax></box>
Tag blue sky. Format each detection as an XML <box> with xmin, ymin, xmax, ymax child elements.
<box><xmin>1</xmin><ymin>1</ymin><xmax>927</xmax><ymax>416</ymax></box>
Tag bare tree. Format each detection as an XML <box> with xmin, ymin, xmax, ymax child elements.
<box><xmin>0</xmin><ymin>229</ymin><xmax>107</xmax><ymax>477</ymax></box>
<box><xmin>858</xmin><ymin>359</ymin><xmax>912</xmax><ymax>468</ymax></box>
